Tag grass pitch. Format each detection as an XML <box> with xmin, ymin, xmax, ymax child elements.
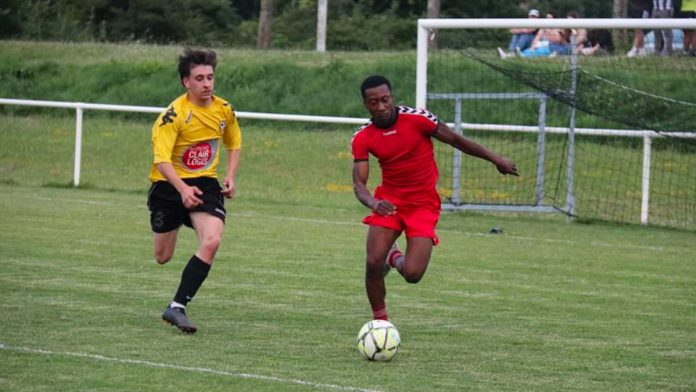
<box><xmin>1</xmin><ymin>40</ymin><xmax>695</xmax><ymax>390</ymax></box>
<box><xmin>0</xmin><ymin>184</ymin><xmax>694</xmax><ymax>391</ymax></box>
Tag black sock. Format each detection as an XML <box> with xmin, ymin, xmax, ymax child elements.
<box><xmin>173</xmin><ymin>255</ymin><xmax>211</xmax><ymax>306</ymax></box>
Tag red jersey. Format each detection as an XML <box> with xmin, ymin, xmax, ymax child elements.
<box><xmin>352</xmin><ymin>106</ymin><xmax>440</xmax><ymax>204</ymax></box>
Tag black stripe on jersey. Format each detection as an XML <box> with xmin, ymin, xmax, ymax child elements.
<box><xmin>397</xmin><ymin>105</ymin><xmax>438</xmax><ymax>124</ymax></box>
<box><xmin>351</xmin><ymin>121</ymin><xmax>373</xmax><ymax>143</ymax></box>
<box><xmin>353</xmin><ymin>158</ymin><xmax>368</xmax><ymax>162</ymax></box>
<box><xmin>356</xmin><ymin>121</ymin><xmax>372</xmax><ymax>132</ymax></box>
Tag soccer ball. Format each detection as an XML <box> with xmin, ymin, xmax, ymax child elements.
<box><xmin>356</xmin><ymin>320</ymin><xmax>401</xmax><ymax>361</ymax></box>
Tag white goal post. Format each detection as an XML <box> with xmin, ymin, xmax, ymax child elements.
<box><xmin>415</xmin><ymin>18</ymin><xmax>696</xmax><ymax>228</ymax></box>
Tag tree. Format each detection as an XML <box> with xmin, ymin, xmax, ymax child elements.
<box><xmin>427</xmin><ymin>0</ymin><xmax>440</xmax><ymax>50</ymax></box>
<box><xmin>257</xmin><ymin>0</ymin><xmax>273</xmax><ymax>49</ymax></box>
<box><xmin>613</xmin><ymin>0</ymin><xmax>629</xmax><ymax>45</ymax></box>
<box><xmin>612</xmin><ymin>0</ymin><xmax>628</xmax><ymax>16</ymax></box>
<box><xmin>0</xmin><ymin>0</ymin><xmax>28</xmax><ymax>37</ymax></box>
<box><xmin>316</xmin><ymin>0</ymin><xmax>327</xmax><ymax>52</ymax></box>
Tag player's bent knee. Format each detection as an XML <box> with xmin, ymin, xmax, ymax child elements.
<box><xmin>404</xmin><ymin>273</ymin><xmax>424</xmax><ymax>284</ymax></box>
<box><xmin>154</xmin><ymin>252</ymin><xmax>172</xmax><ymax>265</ymax></box>
<box><xmin>403</xmin><ymin>268</ymin><xmax>425</xmax><ymax>284</ymax></box>
<box><xmin>153</xmin><ymin>231</ymin><xmax>177</xmax><ymax>265</ymax></box>
<box><xmin>153</xmin><ymin>246</ymin><xmax>174</xmax><ymax>264</ymax></box>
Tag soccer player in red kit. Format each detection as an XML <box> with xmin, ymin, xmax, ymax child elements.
<box><xmin>352</xmin><ymin>75</ymin><xmax>518</xmax><ymax>322</ymax></box>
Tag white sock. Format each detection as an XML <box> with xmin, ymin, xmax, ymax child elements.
<box><xmin>393</xmin><ymin>254</ymin><xmax>405</xmax><ymax>272</ymax></box>
<box><xmin>169</xmin><ymin>301</ymin><xmax>186</xmax><ymax>309</ymax></box>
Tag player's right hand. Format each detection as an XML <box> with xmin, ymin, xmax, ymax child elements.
<box><xmin>181</xmin><ymin>185</ymin><xmax>203</xmax><ymax>209</ymax></box>
<box><xmin>371</xmin><ymin>199</ymin><xmax>397</xmax><ymax>216</ymax></box>
<box><xmin>495</xmin><ymin>157</ymin><xmax>519</xmax><ymax>176</ymax></box>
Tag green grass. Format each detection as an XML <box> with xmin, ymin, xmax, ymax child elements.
<box><xmin>0</xmin><ymin>40</ymin><xmax>416</xmax><ymax>117</ymax></box>
<box><xmin>1</xmin><ymin>112</ymin><xmax>695</xmax><ymax>391</ymax></box>
<box><xmin>1</xmin><ymin>183</ymin><xmax>694</xmax><ymax>392</ymax></box>
<box><xmin>0</xmin><ymin>113</ymin><xmax>363</xmax><ymax>209</ymax></box>
<box><xmin>0</xmin><ymin>41</ymin><xmax>695</xmax><ymax>389</ymax></box>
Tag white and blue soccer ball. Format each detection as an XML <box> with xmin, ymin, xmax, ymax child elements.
<box><xmin>356</xmin><ymin>319</ymin><xmax>401</xmax><ymax>361</ymax></box>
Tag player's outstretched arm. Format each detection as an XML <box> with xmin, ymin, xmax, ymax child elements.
<box><xmin>432</xmin><ymin>121</ymin><xmax>519</xmax><ymax>176</ymax></box>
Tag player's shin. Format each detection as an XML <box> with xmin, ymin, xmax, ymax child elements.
<box><xmin>365</xmin><ymin>266</ymin><xmax>389</xmax><ymax>321</ymax></box>
<box><xmin>172</xmin><ymin>254</ymin><xmax>211</xmax><ymax>307</ymax></box>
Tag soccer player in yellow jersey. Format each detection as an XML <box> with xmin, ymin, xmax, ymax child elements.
<box><xmin>148</xmin><ymin>49</ymin><xmax>242</xmax><ymax>333</ymax></box>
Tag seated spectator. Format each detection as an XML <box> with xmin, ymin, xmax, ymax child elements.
<box><xmin>518</xmin><ymin>11</ymin><xmax>572</xmax><ymax>57</ymax></box>
<box><xmin>566</xmin><ymin>11</ymin><xmax>588</xmax><ymax>52</ymax></box>
<box><xmin>580</xmin><ymin>29</ymin><xmax>615</xmax><ymax>55</ymax></box>
<box><xmin>626</xmin><ymin>0</ymin><xmax>652</xmax><ymax>57</ymax></box>
<box><xmin>507</xmin><ymin>9</ymin><xmax>541</xmax><ymax>52</ymax></box>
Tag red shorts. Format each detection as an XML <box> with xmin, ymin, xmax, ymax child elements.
<box><xmin>363</xmin><ymin>199</ymin><xmax>441</xmax><ymax>245</ymax></box>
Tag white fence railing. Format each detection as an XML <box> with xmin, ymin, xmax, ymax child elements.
<box><xmin>2</xmin><ymin>98</ymin><xmax>695</xmax><ymax>225</ymax></box>
<box><xmin>0</xmin><ymin>98</ymin><xmax>367</xmax><ymax>187</ymax></box>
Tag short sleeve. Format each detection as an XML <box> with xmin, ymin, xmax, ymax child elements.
<box><xmin>398</xmin><ymin>106</ymin><xmax>439</xmax><ymax>136</ymax></box>
<box><xmin>351</xmin><ymin>129</ymin><xmax>369</xmax><ymax>161</ymax></box>
<box><xmin>223</xmin><ymin>104</ymin><xmax>242</xmax><ymax>150</ymax></box>
<box><xmin>151</xmin><ymin>106</ymin><xmax>179</xmax><ymax>164</ymax></box>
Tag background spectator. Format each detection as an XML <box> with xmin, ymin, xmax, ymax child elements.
<box><xmin>677</xmin><ymin>0</ymin><xmax>696</xmax><ymax>55</ymax></box>
<box><xmin>566</xmin><ymin>11</ymin><xmax>589</xmax><ymax>52</ymax></box>
<box><xmin>581</xmin><ymin>29</ymin><xmax>615</xmax><ymax>55</ymax></box>
<box><xmin>627</xmin><ymin>0</ymin><xmax>653</xmax><ymax>57</ymax></box>
<box><xmin>652</xmin><ymin>0</ymin><xmax>674</xmax><ymax>56</ymax></box>
<box><xmin>507</xmin><ymin>9</ymin><xmax>541</xmax><ymax>53</ymax></box>
<box><xmin>518</xmin><ymin>11</ymin><xmax>572</xmax><ymax>57</ymax></box>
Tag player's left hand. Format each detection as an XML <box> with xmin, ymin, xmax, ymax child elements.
<box><xmin>495</xmin><ymin>157</ymin><xmax>519</xmax><ymax>176</ymax></box>
<box><xmin>222</xmin><ymin>178</ymin><xmax>236</xmax><ymax>199</ymax></box>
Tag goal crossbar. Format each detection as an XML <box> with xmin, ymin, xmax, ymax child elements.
<box><xmin>417</xmin><ymin>18</ymin><xmax>696</xmax><ymax>108</ymax></box>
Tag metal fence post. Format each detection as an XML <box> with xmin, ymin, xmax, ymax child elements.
<box><xmin>73</xmin><ymin>106</ymin><xmax>83</xmax><ymax>187</ymax></box>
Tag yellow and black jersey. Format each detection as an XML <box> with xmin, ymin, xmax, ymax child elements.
<box><xmin>149</xmin><ymin>94</ymin><xmax>242</xmax><ymax>182</ymax></box>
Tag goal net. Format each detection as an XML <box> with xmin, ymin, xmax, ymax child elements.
<box><xmin>417</xmin><ymin>18</ymin><xmax>696</xmax><ymax>230</ymax></box>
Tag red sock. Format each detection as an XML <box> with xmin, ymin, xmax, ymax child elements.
<box><xmin>372</xmin><ymin>307</ymin><xmax>389</xmax><ymax>321</ymax></box>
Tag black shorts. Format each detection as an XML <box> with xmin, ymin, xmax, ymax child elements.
<box><xmin>147</xmin><ymin>177</ymin><xmax>226</xmax><ymax>233</ymax></box>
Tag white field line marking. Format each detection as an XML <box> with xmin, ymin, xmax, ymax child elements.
<box><xmin>24</xmin><ymin>194</ymin><xmax>668</xmax><ymax>252</ymax></box>
<box><xmin>0</xmin><ymin>343</ymin><xmax>382</xmax><ymax>392</ymax></box>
